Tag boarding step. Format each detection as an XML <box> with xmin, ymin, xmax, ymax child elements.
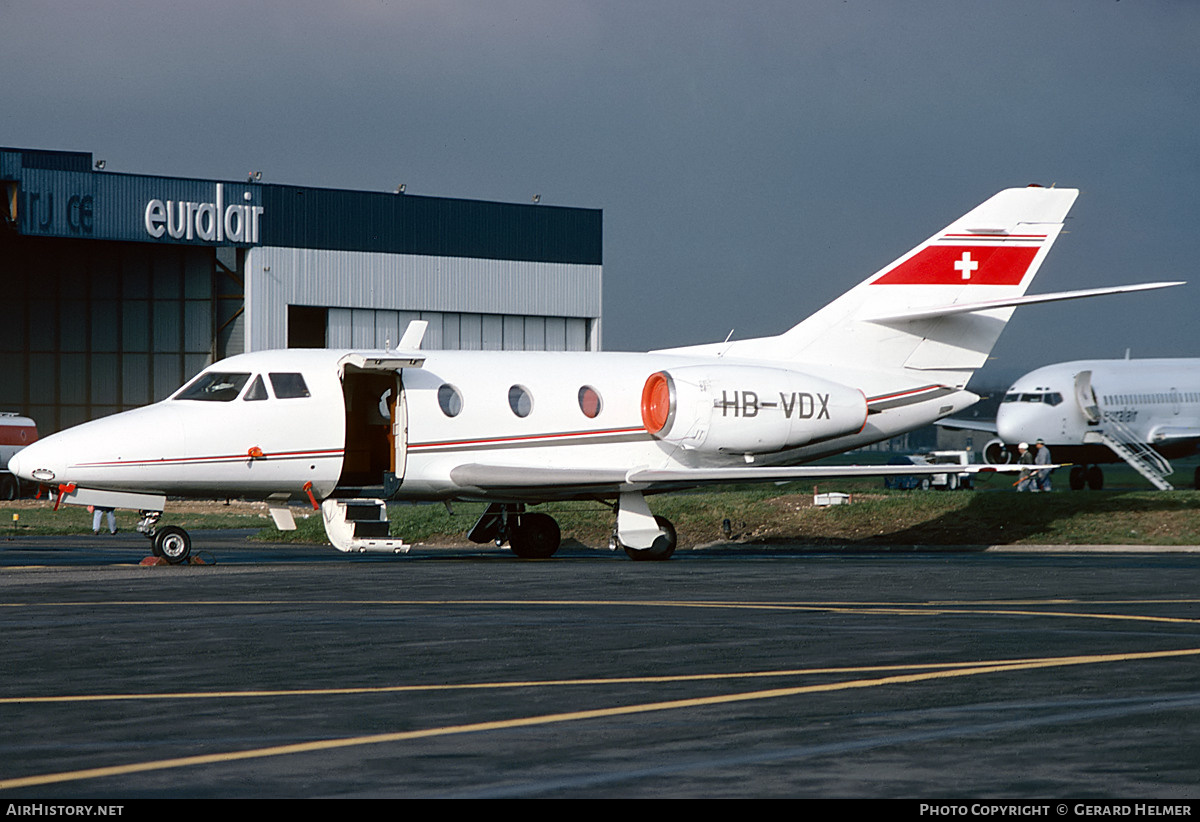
<box><xmin>1084</xmin><ymin>426</ymin><xmax>1174</xmax><ymax>491</ymax></box>
<box><xmin>321</xmin><ymin>498</ymin><xmax>411</xmax><ymax>553</ymax></box>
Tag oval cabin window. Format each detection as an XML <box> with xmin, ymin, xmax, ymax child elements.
<box><xmin>508</xmin><ymin>385</ymin><xmax>533</xmax><ymax>418</ymax></box>
<box><xmin>438</xmin><ymin>384</ymin><xmax>463</xmax><ymax>417</ymax></box>
<box><xmin>578</xmin><ymin>385</ymin><xmax>603</xmax><ymax>418</ymax></box>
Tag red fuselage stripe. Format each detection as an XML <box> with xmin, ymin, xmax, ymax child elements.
<box><xmin>75</xmin><ymin>448</ymin><xmax>344</xmax><ymax>468</ymax></box>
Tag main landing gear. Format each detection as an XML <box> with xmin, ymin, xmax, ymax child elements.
<box><xmin>465</xmin><ymin>490</ymin><xmax>679</xmax><ymax>561</ymax></box>
<box><xmin>137</xmin><ymin>511</ymin><xmax>193</xmax><ymax>564</ymax></box>
<box><xmin>467</xmin><ymin>503</ymin><xmax>561</xmax><ymax>559</ymax></box>
<box><xmin>1068</xmin><ymin>464</ymin><xmax>1104</xmax><ymax>491</ymax></box>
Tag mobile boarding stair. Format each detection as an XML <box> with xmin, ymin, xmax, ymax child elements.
<box><xmin>1084</xmin><ymin>418</ymin><xmax>1174</xmax><ymax>491</ymax></box>
<box><xmin>320</xmin><ymin>498</ymin><xmax>412</xmax><ymax>553</ymax></box>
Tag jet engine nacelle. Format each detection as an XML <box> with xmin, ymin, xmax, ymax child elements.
<box><xmin>983</xmin><ymin>438</ymin><xmax>1013</xmax><ymax>464</ymax></box>
<box><xmin>641</xmin><ymin>365</ymin><xmax>867</xmax><ymax>455</ymax></box>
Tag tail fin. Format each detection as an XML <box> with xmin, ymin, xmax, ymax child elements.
<box><xmin>723</xmin><ymin>186</ymin><xmax>1079</xmax><ymax>386</ymax></box>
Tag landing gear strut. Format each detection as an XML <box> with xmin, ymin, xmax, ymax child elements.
<box><xmin>464</xmin><ymin>495</ymin><xmax>680</xmax><ymax>561</ymax></box>
<box><xmin>612</xmin><ymin>491</ymin><xmax>677</xmax><ymax>561</ymax></box>
<box><xmin>614</xmin><ymin>515</ymin><xmax>677</xmax><ymax>561</ymax></box>
<box><xmin>137</xmin><ymin>510</ymin><xmax>192</xmax><ymax>564</ymax></box>
<box><xmin>1069</xmin><ymin>464</ymin><xmax>1104</xmax><ymax>490</ymax></box>
<box><xmin>468</xmin><ymin>503</ymin><xmax>562</xmax><ymax>559</ymax></box>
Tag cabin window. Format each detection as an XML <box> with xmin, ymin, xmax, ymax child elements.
<box><xmin>176</xmin><ymin>372</ymin><xmax>251</xmax><ymax>402</ymax></box>
<box><xmin>270</xmin><ymin>373</ymin><xmax>311</xmax><ymax>399</ymax></box>
<box><xmin>508</xmin><ymin>385</ymin><xmax>533</xmax><ymax>418</ymax></box>
<box><xmin>578</xmin><ymin>385</ymin><xmax>603</xmax><ymax>418</ymax></box>
<box><xmin>438</xmin><ymin>384</ymin><xmax>463</xmax><ymax>417</ymax></box>
<box><xmin>244</xmin><ymin>375</ymin><xmax>269</xmax><ymax>401</ymax></box>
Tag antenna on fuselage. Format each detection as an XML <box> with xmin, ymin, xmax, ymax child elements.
<box><xmin>718</xmin><ymin>329</ymin><xmax>735</xmax><ymax>358</ymax></box>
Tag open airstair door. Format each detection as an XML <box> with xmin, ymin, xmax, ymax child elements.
<box><xmin>1074</xmin><ymin>369</ymin><xmax>1101</xmax><ymax>424</ymax></box>
<box><xmin>337</xmin><ymin>355</ymin><xmax>418</xmax><ymax>495</ymax></box>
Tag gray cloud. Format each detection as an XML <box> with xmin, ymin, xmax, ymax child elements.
<box><xmin>3</xmin><ymin>0</ymin><xmax>1197</xmax><ymax>387</ymax></box>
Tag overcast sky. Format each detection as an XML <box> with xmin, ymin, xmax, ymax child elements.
<box><xmin>4</xmin><ymin>1</ymin><xmax>1197</xmax><ymax>388</ymax></box>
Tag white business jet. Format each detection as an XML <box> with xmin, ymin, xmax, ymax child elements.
<box><xmin>970</xmin><ymin>357</ymin><xmax>1200</xmax><ymax>491</ymax></box>
<box><xmin>8</xmin><ymin>186</ymin><xmax>1180</xmax><ymax>561</ymax></box>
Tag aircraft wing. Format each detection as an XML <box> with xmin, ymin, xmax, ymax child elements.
<box><xmin>1150</xmin><ymin>426</ymin><xmax>1200</xmax><ymax>445</ymax></box>
<box><xmin>450</xmin><ymin>464</ymin><xmax>628</xmax><ymax>488</ymax></box>
<box><xmin>934</xmin><ymin>418</ymin><xmax>998</xmax><ymax>434</ymax></box>
<box><xmin>625</xmin><ymin>463</ymin><xmax>1038</xmax><ymax>484</ymax></box>
<box><xmin>449</xmin><ymin>461</ymin><xmax>1042</xmax><ymax>490</ymax></box>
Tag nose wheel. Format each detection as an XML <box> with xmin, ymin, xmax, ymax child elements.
<box><xmin>138</xmin><ymin>511</ymin><xmax>193</xmax><ymax>564</ymax></box>
<box><xmin>153</xmin><ymin>526</ymin><xmax>192</xmax><ymax>564</ymax></box>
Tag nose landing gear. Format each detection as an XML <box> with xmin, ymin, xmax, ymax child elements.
<box><xmin>137</xmin><ymin>511</ymin><xmax>193</xmax><ymax>564</ymax></box>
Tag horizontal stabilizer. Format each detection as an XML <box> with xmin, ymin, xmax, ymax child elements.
<box><xmin>865</xmin><ymin>281</ymin><xmax>1184</xmax><ymax>324</ymax></box>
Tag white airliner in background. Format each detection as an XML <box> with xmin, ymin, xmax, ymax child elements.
<box><xmin>7</xmin><ymin>186</ymin><xmax>1180</xmax><ymax>561</ymax></box>
<box><xmin>969</xmin><ymin>357</ymin><xmax>1200</xmax><ymax>491</ymax></box>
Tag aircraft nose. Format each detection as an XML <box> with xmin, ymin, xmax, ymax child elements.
<box><xmin>7</xmin><ymin>433</ymin><xmax>64</xmax><ymax>484</ymax></box>
<box><xmin>996</xmin><ymin>401</ymin><xmax>1044</xmax><ymax>443</ymax></box>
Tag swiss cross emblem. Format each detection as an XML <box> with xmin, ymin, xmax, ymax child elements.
<box><xmin>954</xmin><ymin>251</ymin><xmax>979</xmax><ymax>280</ymax></box>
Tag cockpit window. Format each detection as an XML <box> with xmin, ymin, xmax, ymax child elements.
<box><xmin>176</xmin><ymin>372</ymin><xmax>251</xmax><ymax>402</ymax></box>
<box><xmin>1006</xmin><ymin>391</ymin><xmax>1063</xmax><ymax>406</ymax></box>
<box><xmin>269</xmin><ymin>373</ymin><xmax>311</xmax><ymax>399</ymax></box>
<box><xmin>244</xmin><ymin>375</ymin><xmax>269</xmax><ymax>401</ymax></box>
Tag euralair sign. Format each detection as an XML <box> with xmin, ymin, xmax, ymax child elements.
<box><xmin>144</xmin><ymin>183</ymin><xmax>264</xmax><ymax>244</ymax></box>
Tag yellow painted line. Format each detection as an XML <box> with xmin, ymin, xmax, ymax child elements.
<box><xmin>5</xmin><ymin>652</ymin><xmax>1173</xmax><ymax>705</ymax></box>
<box><xmin>5</xmin><ymin>596</ymin><xmax>1200</xmax><ymax>609</ymax></box>
<box><xmin>5</xmin><ymin>598</ymin><xmax>1198</xmax><ymax>629</ymax></box>
<box><xmin>1</xmin><ymin>647</ymin><xmax>1198</xmax><ymax>791</ymax></box>
<box><xmin>785</xmin><ymin>605</ymin><xmax>1200</xmax><ymax>626</ymax></box>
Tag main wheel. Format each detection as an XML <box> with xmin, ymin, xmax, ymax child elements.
<box><xmin>154</xmin><ymin>526</ymin><xmax>192</xmax><ymax>564</ymax></box>
<box><xmin>1085</xmin><ymin>465</ymin><xmax>1104</xmax><ymax>491</ymax></box>
<box><xmin>1069</xmin><ymin>465</ymin><xmax>1086</xmax><ymax>491</ymax></box>
<box><xmin>508</xmin><ymin>512</ymin><xmax>561</xmax><ymax>559</ymax></box>
<box><xmin>623</xmin><ymin>516</ymin><xmax>677</xmax><ymax>561</ymax></box>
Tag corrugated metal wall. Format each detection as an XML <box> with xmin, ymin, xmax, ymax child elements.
<box><xmin>246</xmin><ymin>247</ymin><xmax>601</xmax><ymax>352</ymax></box>
<box><xmin>325</xmin><ymin>309</ymin><xmax>590</xmax><ymax>352</ymax></box>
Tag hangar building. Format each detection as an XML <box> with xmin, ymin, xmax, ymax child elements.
<box><xmin>0</xmin><ymin>147</ymin><xmax>602</xmax><ymax>434</ymax></box>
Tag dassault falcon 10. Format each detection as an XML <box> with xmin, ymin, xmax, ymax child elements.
<box><xmin>8</xmin><ymin>186</ymin><xmax>1180</xmax><ymax>561</ymax></box>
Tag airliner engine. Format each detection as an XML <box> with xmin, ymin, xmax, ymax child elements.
<box><xmin>641</xmin><ymin>365</ymin><xmax>867</xmax><ymax>455</ymax></box>
<box><xmin>983</xmin><ymin>438</ymin><xmax>1013</xmax><ymax>464</ymax></box>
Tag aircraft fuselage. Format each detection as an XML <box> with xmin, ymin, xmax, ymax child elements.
<box><xmin>9</xmin><ymin>347</ymin><xmax>977</xmax><ymax>505</ymax></box>
<box><xmin>995</xmin><ymin>358</ymin><xmax>1200</xmax><ymax>464</ymax></box>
